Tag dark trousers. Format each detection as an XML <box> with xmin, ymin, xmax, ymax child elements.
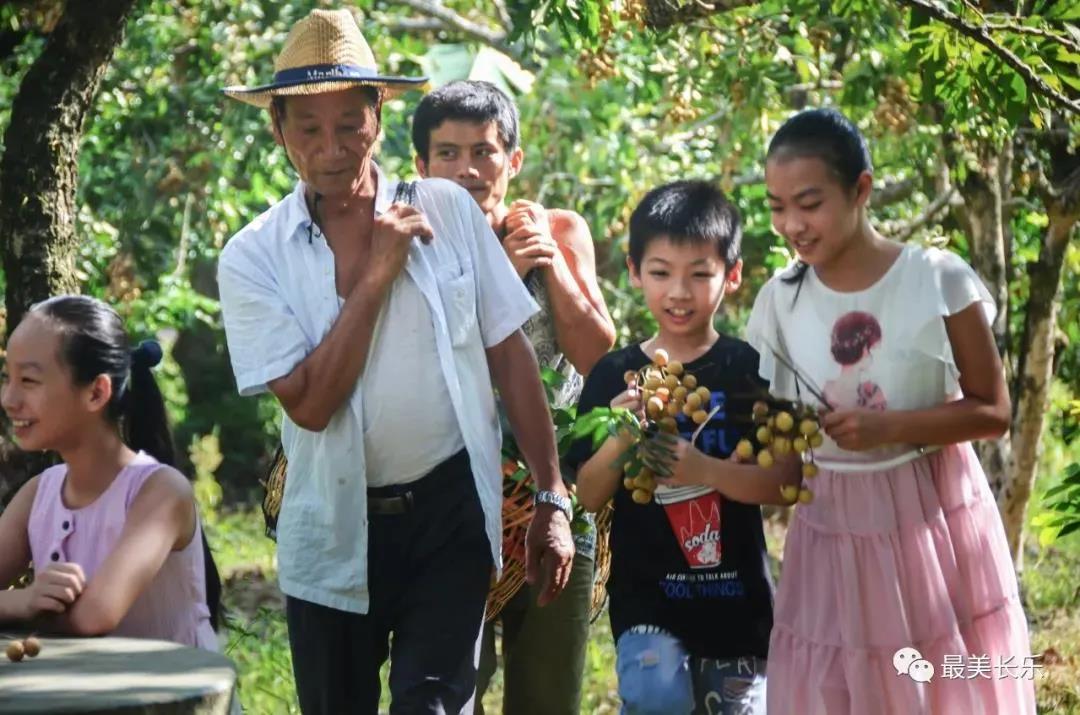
<box><xmin>286</xmin><ymin>450</ymin><xmax>492</xmax><ymax>715</ymax></box>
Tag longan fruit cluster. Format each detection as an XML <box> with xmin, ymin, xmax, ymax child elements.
<box><xmin>874</xmin><ymin>76</ymin><xmax>915</xmax><ymax>135</ymax></box>
<box><xmin>734</xmin><ymin>399</ymin><xmax>823</xmax><ymax>504</ymax></box>
<box><xmin>6</xmin><ymin>636</ymin><xmax>41</xmax><ymax>662</ymax></box>
<box><xmin>620</xmin><ymin>349</ymin><xmax>715</xmax><ymax>505</ymax></box>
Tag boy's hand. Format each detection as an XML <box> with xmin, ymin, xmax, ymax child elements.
<box><xmin>648</xmin><ymin>433</ymin><xmax>708</xmax><ymax>488</ymax></box>
<box><xmin>21</xmin><ymin>562</ymin><xmax>86</xmax><ymax>618</ymax></box>
<box><xmin>610</xmin><ymin>385</ymin><xmax>645</xmax><ymax>426</ymax></box>
<box><xmin>503</xmin><ymin>200</ymin><xmax>558</xmax><ymax>278</ymax></box>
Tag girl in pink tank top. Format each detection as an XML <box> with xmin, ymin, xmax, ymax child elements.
<box><xmin>0</xmin><ymin>296</ymin><xmax>220</xmax><ymax>650</ymax></box>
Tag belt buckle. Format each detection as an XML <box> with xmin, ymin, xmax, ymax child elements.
<box><xmin>369</xmin><ymin>490</ymin><xmax>414</xmax><ymax>515</ymax></box>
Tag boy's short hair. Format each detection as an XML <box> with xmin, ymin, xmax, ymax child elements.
<box><xmin>411</xmin><ymin>80</ymin><xmax>520</xmax><ymax>160</ymax></box>
<box><xmin>628</xmin><ymin>180</ymin><xmax>742</xmax><ymax>270</ymax></box>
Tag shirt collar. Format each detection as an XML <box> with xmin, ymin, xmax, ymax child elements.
<box><xmin>282</xmin><ymin>161</ymin><xmax>393</xmax><ymax>241</ymax></box>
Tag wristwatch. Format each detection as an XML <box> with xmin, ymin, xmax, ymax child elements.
<box><xmin>534</xmin><ymin>490</ymin><xmax>573</xmax><ymax>521</ymax></box>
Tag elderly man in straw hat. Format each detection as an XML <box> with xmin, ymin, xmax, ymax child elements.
<box><xmin>216</xmin><ymin>9</ymin><xmax>575</xmax><ymax>714</ymax></box>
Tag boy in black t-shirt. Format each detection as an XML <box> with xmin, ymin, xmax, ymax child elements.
<box><xmin>567</xmin><ymin>181</ymin><xmax>801</xmax><ymax>715</ymax></box>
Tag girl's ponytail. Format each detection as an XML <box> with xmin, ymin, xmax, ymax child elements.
<box><xmin>121</xmin><ymin>340</ymin><xmax>175</xmax><ymax>467</ymax></box>
<box><xmin>120</xmin><ymin>339</ymin><xmax>223</xmax><ymax>631</ymax></box>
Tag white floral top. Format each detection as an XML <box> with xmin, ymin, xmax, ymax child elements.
<box><xmin>746</xmin><ymin>244</ymin><xmax>995</xmax><ymax>466</ymax></box>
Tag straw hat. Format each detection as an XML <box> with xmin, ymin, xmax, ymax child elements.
<box><xmin>223</xmin><ymin>9</ymin><xmax>428</xmax><ymax>108</ymax></box>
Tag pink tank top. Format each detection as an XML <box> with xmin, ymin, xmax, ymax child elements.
<box><xmin>27</xmin><ymin>452</ymin><xmax>217</xmax><ymax>650</ymax></box>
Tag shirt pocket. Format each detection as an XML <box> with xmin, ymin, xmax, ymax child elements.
<box><xmin>435</xmin><ymin>264</ymin><xmax>478</xmax><ymax>348</ymax></box>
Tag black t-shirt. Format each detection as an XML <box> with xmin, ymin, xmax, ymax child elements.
<box><xmin>567</xmin><ymin>335</ymin><xmax>775</xmax><ymax>659</ymax></box>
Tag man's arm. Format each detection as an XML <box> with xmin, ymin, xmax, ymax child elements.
<box><xmin>220</xmin><ymin>204</ymin><xmax>432</xmax><ymax>432</ymax></box>
<box><xmin>272</xmin><ymin>205</ymin><xmax>434</xmax><ymax>430</ymax></box>
<box><xmin>506</xmin><ymin>202</ymin><xmax>615</xmax><ymax>375</ymax></box>
<box><xmin>544</xmin><ymin>210</ymin><xmax>616</xmax><ymax>374</ymax></box>
<box><xmin>266</xmin><ymin>275</ymin><xmax>388</xmax><ymax>431</ymax></box>
<box><xmin>486</xmin><ymin>330</ymin><xmax>566</xmax><ymax>496</ymax></box>
<box><xmin>486</xmin><ymin>330</ymin><xmax>574</xmax><ymax>605</ymax></box>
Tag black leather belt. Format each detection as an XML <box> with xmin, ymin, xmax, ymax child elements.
<box><xmin>366</xmin><ymin>449</ymin><xmax>470</xmax><ymax>516</ymax></box>
<box><xmin>368</xmin><ymin>491</ymin><xmax>414</xmax><ymax>515</ymax></box>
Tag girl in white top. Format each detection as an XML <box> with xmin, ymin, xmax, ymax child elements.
<box><xmin>746</xmin><ymin>108</ymin><xmax>1034</xmax><ymax>714</ymax></box>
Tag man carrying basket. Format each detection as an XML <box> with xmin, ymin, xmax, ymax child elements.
<box><xmin>413</xmin><ymin>80</ymin><xmax>616</xmax><ymax>715</ymax></box>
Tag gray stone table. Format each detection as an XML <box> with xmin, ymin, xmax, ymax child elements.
<box><xmin>0</xmin><ymin>632</ymin><xmax>236</xmax><ymax>714</ymax></box>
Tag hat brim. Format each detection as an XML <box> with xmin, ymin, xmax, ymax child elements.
<box><xmin>223</xmin><ymin>75</ymin><xmax>428</xmax><ymax>108</ymax></box>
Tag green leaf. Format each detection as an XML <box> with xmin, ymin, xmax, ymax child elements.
<box><xmin>1010</xmin><ymin>73</ymin><xmax>1027</xmax><ymax>104</ymax></box>
<box><xmin>1058</xmin><ymin>520</ymin><xmax>1080</xmax><ymax>539</ymax></box>
<box><xmin>1043</xmin><ymin>482</ymin><xmax>1079</xmax><ymax>501</ymax></box>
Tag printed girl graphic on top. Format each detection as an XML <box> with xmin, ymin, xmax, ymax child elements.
<box><xmin>822</xmin><ymin>310</ymin><xmax>888</xmax><ymax>411</ymax></box>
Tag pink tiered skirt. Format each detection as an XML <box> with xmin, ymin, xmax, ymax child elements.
<box><xmin>767</xmin><ymin>444</ymin><xmax>1036</xmax><ymax>714</ymax></box>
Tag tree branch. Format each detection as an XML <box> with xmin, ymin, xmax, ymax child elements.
<box><xmin>886</xmin><ymin>186</ymin><xmax>958</xmax><ymax>241</ymax></box>
<box><xmin>386</xmin><ymin>17</ymin><xmax>445</xmax><ymax>33</ymax></box>
<box><xmin>390</xmin><ymin>0</ymin><xmax>512</xmax><ymax>54</ymax></box>
<box><xmin>896</xmin><ymin>0</ymin><xmax>1080</xmax><ymax>115</ymax></box>
<box><xmin>986</xmin><ymin>21</ymin><xmax>1080</xmax><ymax>54</ymax></box>
<box><xmin>491</xmin><ymin>0</ymin><xmax>513</xmax><ymax>33</ymax></box>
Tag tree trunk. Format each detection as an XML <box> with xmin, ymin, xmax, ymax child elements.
<box><xmin>0</xmin><ymin>0</ymin><xmax>138</xmax><ymax>334</ymax></box>
<box><xmin>0</xmin><ymin>0</ymin><xmax>138</xmax><ymax>504</ymax></box>
<box><xmin>999</xmin><ymin>162</ymin><xmax>1079</xmax><ymax>568</ymax></box>
<box><xmin>953</xmin><ymin>143</ymin><xmax>1013</xmax><ymax>498</ymax></box>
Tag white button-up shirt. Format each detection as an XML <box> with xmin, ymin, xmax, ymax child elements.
<box><xmin>217</xmin><ymin>165</ymin><xmax>538</xmax><ymax>614</ymax></box>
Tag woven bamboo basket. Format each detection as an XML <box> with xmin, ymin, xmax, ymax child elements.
<box><xmin>262</xmin><ymin>449</ymin><xmax>612</xmax><ymax>622</ymax></box>
<box><xmin>484</xmin><ymin>460</ymin><xmax>613</xmax><ymax>623</ymax></box>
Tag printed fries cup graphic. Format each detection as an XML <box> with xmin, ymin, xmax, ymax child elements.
<box><xmin>653</xmin><ymin>485</ymin><xmax>722</xmax><ymax>568</ymax></box>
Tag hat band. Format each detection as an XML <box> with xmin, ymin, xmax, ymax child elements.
<box><xmin>273</xmin><ymin>64</ymin><xmax>381</xmax><ymax>84</ymax></box>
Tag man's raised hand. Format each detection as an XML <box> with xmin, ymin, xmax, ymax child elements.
<box><xmin>503</xmin><ymin>199</ymin><xmax>558</xmax><ymax>279</ymax></box>
<box><xmin>364</xmin><ymin>203</ymin><xmax>434</xmax><ymax>289</ymax></box>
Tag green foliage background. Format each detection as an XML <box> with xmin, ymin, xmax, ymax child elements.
<box><xmin>1</xmin><ymin>0</ymin><xmax>1079</xmax><ymax>710</ymax></box>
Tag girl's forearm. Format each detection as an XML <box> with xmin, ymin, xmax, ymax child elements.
<box><xmin>693</xmin><ymin>450</ymin><xmax>802</xmax><ymax>505</ymax></box>
<box><xmin>885</xmin><ymin>398</ymin><xmax>1010</xmax><ymax>447</ymax></box>
<box><xmin>0</xmin><ymin>589</ymin><xmax>30</xmax><ymax>625</ymax></box>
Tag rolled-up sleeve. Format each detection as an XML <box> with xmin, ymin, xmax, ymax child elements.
<box><xmin>461</xmin><ymin>196</ymin><xmax>539</xmax><ymax>347</ymax></box>
<box><xmin>218</xmin><ymin>240</ymin><xmax>310</xmax><ymax>396</ymax></box>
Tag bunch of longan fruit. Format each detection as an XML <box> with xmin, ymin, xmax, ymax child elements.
<box><xmin>6</xmin><ymin>636</ymin><xmax>41</xmax><ymax>662</ymax></box>
<box><xmin>734</xmin><ymin>399</ymin><xmax>824</xmax><ymax>504</ymax></box>
<box><xmin>618</xmin><ymin>349</ymin><xmax>717</xmax><ymax>505</ymax></box>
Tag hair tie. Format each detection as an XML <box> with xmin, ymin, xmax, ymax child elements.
<box><xmin>131</xmin><ymin>340</ymin><xmax>163</xmax><ymax>370</ymax></box>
